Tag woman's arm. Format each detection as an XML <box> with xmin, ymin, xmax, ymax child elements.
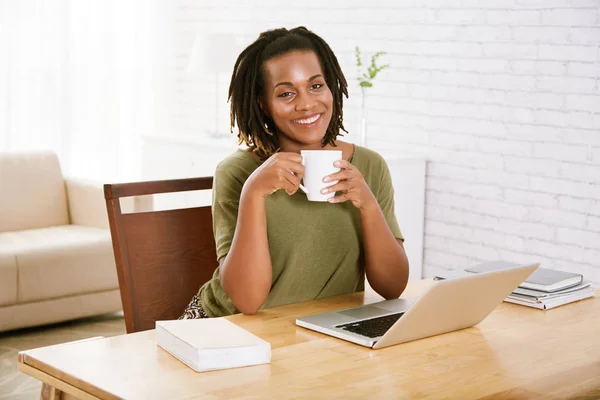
<box><xmin>219</xmin><ymin>189</ymin><xmax>272</xmax><ymax>314</ymax></box>
<box><xmin>323</xmin><ymin>159</ymin><xmax>409</xmax><ymax>299</ymax></box>
<box><xmin>219</xmin><ymin>152</ymin><xmax>304</xmax><ymax>314</ymax></box>
<box><xmin>359</xmin><ymin>204</ymin><xmax>409</xmax><ymax>299</ymax></box>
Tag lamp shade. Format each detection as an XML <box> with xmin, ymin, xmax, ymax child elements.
<box><xmin>186</xmin><ymin>33</ymin><xmax>239</xmax><ymax>74</ymax></box>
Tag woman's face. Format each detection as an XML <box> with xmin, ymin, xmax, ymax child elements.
<box><xmin>261</xmin><ymin>50</ymin><xmax>333</xmax><ymax>152</ymax></box>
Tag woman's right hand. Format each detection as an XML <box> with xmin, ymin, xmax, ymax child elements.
<box><xmin>243</xmin><ymin>152</ymin><xmax>304</xmax><ymax>198</ymax></box>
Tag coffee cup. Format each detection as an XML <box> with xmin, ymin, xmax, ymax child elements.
<box><xmin>298</xmin><ymin>150</ymin><xmax>342</xmax><ymax>202</ymax></box>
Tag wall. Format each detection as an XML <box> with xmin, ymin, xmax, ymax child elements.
<box><xmin>1</xmin><ymin>0</ymin><xmax>155</xmax><ymax>181</ymax></box>
<box><xmin>164</xmin><ymin>0</ymin><xmax>600</xmax><ymax>284</ymax></box>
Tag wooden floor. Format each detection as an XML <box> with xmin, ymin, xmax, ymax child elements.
<box><xmin>0</xmin><ymin>313</ymin><xmax>126</xmax><ymax>400</ymax></box>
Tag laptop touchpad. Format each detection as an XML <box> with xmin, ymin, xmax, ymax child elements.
<box><xmin>338</xmin><ymin>306</ymin><xmax>390</xmax><ymax>320</ymax></box>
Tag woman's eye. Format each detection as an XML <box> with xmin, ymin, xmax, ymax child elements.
<box><xmin>311</xmin><ymin>83</ymin><xmax>324</xmax><ymax>90</ymax></box>
<box><xmin>278</xmin><ymin>92</ymin><xmax>294</xmax><ymax>98</ymax></box>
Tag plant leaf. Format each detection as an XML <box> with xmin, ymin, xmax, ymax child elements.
<box><xmin>355</xmin><ymin>46</ymin><xmax>362</xmax><ymax>67</ymax></box>
<box><xmin>355</xmin><ymin>45</ymin><xmax>389</xmax><ymax>87</ymax></box>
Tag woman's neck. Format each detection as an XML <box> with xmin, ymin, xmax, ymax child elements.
<box><xmin>279</xmin><ymin>140</ymin><xmax>354</xmax><ymax>161</ymax></box>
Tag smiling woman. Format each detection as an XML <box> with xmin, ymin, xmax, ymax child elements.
<box><xmin>261</xmin><ymin>51</ymin><xmax>334</xmax><ymax>153</ymax></box>
<box><xmin>179</xmin><ymin>27</ymin><xmax>409</xmax><ymax>320</ymax></box>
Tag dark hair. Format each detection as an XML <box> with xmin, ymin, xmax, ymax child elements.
<box><xmin>228</xmin><ymin>26</ymin><xmax>348</xmax><ymax>159</ymax></box>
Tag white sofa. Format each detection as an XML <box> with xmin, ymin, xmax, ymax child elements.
<box><xmin>0</xmin><ymin>151</ymin><xmax>126</xmax><ymax>332</ymax></box>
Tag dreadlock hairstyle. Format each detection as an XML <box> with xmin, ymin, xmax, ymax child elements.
<box><xmin>228</xmin><ymin>26</ymin><xmax>349</xmax><ymax>160</ymax></box>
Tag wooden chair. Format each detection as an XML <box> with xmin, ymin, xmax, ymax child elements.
<box><xmin>104</xmin><ymin>177</ymin><xmax>218</xmax><ymax>333</ymax></box>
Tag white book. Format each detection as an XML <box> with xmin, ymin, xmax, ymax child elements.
<box><xmin>511</xmin><ymin>281</ymin><xmax>592</xmax><ymax>300</ymax></box>
<box><xmin>505</xmin><ymin>287</ymin><xmax>595</xmax><ymax>310</ymax></box>
<box><xmin>156</xmin><ymin>318</ymin><xmax>271</xmax><ymax>372</ymax></box>
<box><xmin>465</xmin><ymin>261</ymin><xmax>583</xmax><ymax>292</ymax></box>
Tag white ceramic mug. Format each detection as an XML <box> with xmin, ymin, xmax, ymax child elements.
<box><xmin>298</xmin><ymin>150</ymin><xmax>342</xmax><ymax>202</ymax></box>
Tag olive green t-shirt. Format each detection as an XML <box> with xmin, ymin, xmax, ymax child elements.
<box><xmin>198</xmin><ymin>145</ymin><xmax>403</xmax><ymax>317</ymax></box>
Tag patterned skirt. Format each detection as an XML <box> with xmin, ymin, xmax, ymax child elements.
<box><xmin>179</xmin><ymin>294</ymin><xmax>209</xmax><ymax>319</ymax></box>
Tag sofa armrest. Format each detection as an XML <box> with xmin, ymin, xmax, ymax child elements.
<box><xmin>65</xmin><ymin>178</ymin><xmax>111</xmax><ymax>229</ymax></box>
<box><xmin>65</xmin><ymin>178</ymin><xmax>152</xmax><ymax>229</ymax></box>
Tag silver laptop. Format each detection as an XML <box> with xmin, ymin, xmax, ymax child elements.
<box><xmin>296</xmin><ymin>262</ymin><xmax>539</xmax><ymax>349</ymax></box>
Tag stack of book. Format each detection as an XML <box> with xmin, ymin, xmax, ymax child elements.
<box><xmin>505</xmin><ymin>281</ymin><xmax>594</xmax><ymax>310</ymax></box>
<box><xmin>435</xmin><ymin>261</ymin><xmax>595</xmax><ymax>310</ymax></box>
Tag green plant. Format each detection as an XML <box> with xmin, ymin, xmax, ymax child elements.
<box><xmin>355</xmin><ymin>46</ymin><xmax>389</xmax><ymax>88</ymax></box>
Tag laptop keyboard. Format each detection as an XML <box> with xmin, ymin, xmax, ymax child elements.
<box><xmin>335</xmin><ymin>312</ymin><xmax>404</xmax><ymax>338</ymax></box>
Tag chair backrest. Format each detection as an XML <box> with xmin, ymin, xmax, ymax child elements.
<box><xmin>104</xmin><ymin>177</ymin><xmax>217</xmax><ymax>333</ymax></box>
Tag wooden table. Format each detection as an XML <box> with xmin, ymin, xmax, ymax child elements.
<box><xmin>18</xmin><ymin>280</ymin><xmax>600</xmax><ymax>399</ymax></box>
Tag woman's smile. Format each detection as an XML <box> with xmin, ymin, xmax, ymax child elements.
<box><xmin>292</xmin><ymin>113</ymin><xmax>322</xmax><ymax>126</ymax></box>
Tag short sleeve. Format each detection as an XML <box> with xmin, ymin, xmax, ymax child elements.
<box><xmin>212</xmin><ymin>163</ymin><xmax>244</xmax><ymax>262</ymax></box>
<box><xmin>376</xmin><ymin>160</ymin><xmax>404</xmax><ymax>242</ymax></box>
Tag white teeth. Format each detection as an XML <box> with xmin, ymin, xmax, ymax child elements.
<box><xmin>294</xmin><ymin>114</ymin><xmax>320</xmax><ymax>124</ymax></box>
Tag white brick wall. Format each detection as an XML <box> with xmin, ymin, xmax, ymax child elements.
<box><xmin>173</xmin><ymin>0</ymin><xmax>600</xmax><ymax>285</ymax></box>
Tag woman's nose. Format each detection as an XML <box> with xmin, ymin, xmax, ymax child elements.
<box><xmin>294</xmin><ymin>92</ymin><xmax>314</xmax><ymax>112</ymax></box>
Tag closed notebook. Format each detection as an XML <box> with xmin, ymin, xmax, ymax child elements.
<box><xmin>512</xmin><ymin>281</ymin><xmax>592</xmax><ymax>299</ymax></box>
<box><xmin>156</xmin><ymin>318</ymin><xmax>271</xmax><ymax>372</ymax></box>
<box><xmin>505</xmin><ymin>287</ymin><xmax>595</xmax><ymax>310</ymax></box>
<box><xmin>465</xmin><ymin>261</ymin><xmax>583</xmax><ymax>292</ymax></box>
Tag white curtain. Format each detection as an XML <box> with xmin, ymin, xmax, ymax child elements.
<box><xmin>0</xmin><ymin>0</ymin><xmax>155</xmax><ymax>181</ymax></box>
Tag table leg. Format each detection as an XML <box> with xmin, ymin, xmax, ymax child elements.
<box><xmin>40</xmin><ymin>383</ymin><xmax>62</xmax><ymax>400</ymax></box>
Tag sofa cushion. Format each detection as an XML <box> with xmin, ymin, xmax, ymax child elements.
<box><xmin>0</xmin><ymin>225</ymin><xmax>119</xmax><ymax>303</ymax></box>
<box><xmin>0</xmin><ymin>152</ymin><xmax>69</xmax><ymax>233</ymax></box>
<box><xmin>0</xmin><ymin>252</ymin><xmax>17</xmax><ymax>306</ymax></box>
<box><xmin>0</xmin><ymin>290</ymin><xmax>122</xmax><ymax>332</ymax></box>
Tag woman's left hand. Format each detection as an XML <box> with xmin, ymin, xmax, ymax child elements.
<box><xmin>321</xmin><ymin>160</ymin><xmax>378</xmax><ymax>211</ymax></box>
